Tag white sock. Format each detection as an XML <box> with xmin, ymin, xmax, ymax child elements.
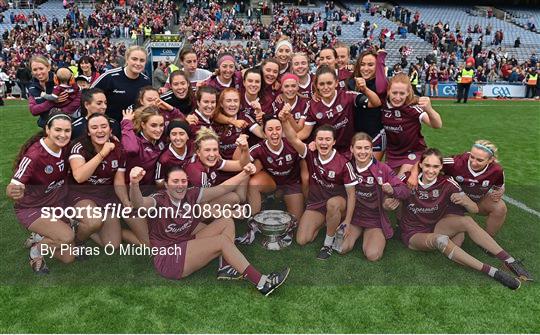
<box><xmin>256</xmin><ymin>274</ymin><xmax>268</xmax><ymax>289</ymax></box>
<box><xmin>488</xmin><ymin>267</ymin><xmax>497</xmax><ymax>278</ymax></box>
<box><xmin>506</xmin><ymin>257</ymin><xmax>516</xmax><ymax>263</ymax></box>
<box><xmin>30</xmin><ymin>244</ymin><xmax>41</xmax><ymax>259</ymax></box>
<box><xmin>324</xmin><ymin>234</ymin><xmax>335</xmax><ymax>247</ymax></box>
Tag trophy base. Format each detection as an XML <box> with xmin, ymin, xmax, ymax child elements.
<box><xmin>261</xmin><ymin>235</ymin><xmax>291</xmax><ymax>250</ymax></box>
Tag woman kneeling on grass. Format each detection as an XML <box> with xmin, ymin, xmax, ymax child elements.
<box><xmin>129</xmin><ymin>164</ymin><xmax>289</xmax><ymax>296</ymax></box>
<box><xmin>397</xmin><ymin>148</ymin><xmax>532</xmax><ymax>289</ymax></box>
<box><xmin>8</xmin><ymin>111</ymin><xmax>80</xmax><ymax>273</ymax></box>
<box><xmin>338</xmin><ymin>132</ymin><xmax>409</xmax><ymax>260</ymax></box>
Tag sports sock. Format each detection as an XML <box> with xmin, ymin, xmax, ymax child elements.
<box><xmin>242</xmin><ymin>264</ymin><xmax>263</xmax><ymax>286</ymax></box>
<box><xmin>481</xmin><ymin>264</ymin><xmax>498</xmax><ymax>278</ymax></box>
<box><xmin>495</xmin><ymin>250</ymin><xmax>515</xmax><ymax>264</ymax></box>
<box><xmin>324</xmin><ymin>234</ymin><xmax>334</xmax><ymax>247</ymax></box>
<box><xmin>30</xmin><ymin>243</ymin><xmax>41</xmax><ymax>259</ymax></box>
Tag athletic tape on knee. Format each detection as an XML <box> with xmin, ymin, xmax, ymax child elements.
<box><xmin>447</xmin><ymin>246</ymin><xmax>456</xmax><ymax>260</ymax></box>
<box><xmin>435</xmin><ymin>235</ymin><xmax>449</xmax><ymax>253</ymax></box>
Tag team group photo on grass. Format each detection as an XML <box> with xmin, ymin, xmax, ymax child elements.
<box><xmin>0</xmin><ymin>0</ymin><xmax>539</xmax><ymax>333</ymax></box>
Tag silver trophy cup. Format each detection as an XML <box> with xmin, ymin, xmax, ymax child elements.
<box><xmin>250</xmin><ymin>210</ymin><xmax>296</xmax><ymax>250</ymax></box>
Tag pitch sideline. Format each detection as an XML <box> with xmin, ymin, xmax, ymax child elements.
<box><xmin>503</xmin><ymin>195</ymin><xmax>540</xmax><ymax>218</ymax></box>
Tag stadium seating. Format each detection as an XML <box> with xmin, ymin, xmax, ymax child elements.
<box><xmin>0</xmin><ymin>0</ymin><xmax>94</xmax><ymax>33</ymax></box>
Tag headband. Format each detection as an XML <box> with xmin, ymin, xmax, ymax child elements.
<box><xmin>217</xmin><ymin>55</ymin><xmax>235</xmax><ymax>67</ymax></box>
<box><xmin>275</xmin><ymin>40</ymin><xmax>293</xmax><ymax>53</ymax></box>
<box><xmin>280</xmin><ymin>73</ymin><xmax>299</xmax><ymax>85</ymax></box>
<box><xmin>167</xmin><ymin>120</ymin><xmax>192</xmax><ymax>138</ymax></box>
<box><xmin>473</xmin><ymin>143</ymin><xmax>494</xmax><ymax>156</ymax></box>
<box><xmin>47</xmin><ymin>113</ymin><xmax>71</xmax><ymax>127</ymax></box>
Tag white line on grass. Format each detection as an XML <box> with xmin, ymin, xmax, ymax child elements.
<box><xmin>503</xmin><ymin>195</ymin><xmax>540</xmax><ymax>218</ymax></box>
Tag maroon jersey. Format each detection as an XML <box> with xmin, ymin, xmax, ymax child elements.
<box><xmin>337</xmin><ymin>68</ymin><xmax>352</xmax><ymax>91</ymax></box>
<box><xmin>271</xmin><ymin>96</ymin><xmax>310</xmax><ymax>122</ymax></box>
<box><xmin>298</xmin><ymin>75</ymin><xmax>314</xmax><ymax>99</ymax></box>
<box><xmin>381</xmin><ymin>101</ymin><xmax>427</xmax><ymax>157</ymax></box>
<box><xmin>443</xmin><ymin>152</ymin><xmax>505</xmax><ymax>202</ymax></box>
<box><xmin>184</xmin><ymin>155</ymin><xmax>226</xmax><ymax>188</ymax></box>
<box><xmin>155</xmin><ymin>143</ymin><xmax>195</xmax><ymax>181</ymax></box>
<box><xmin>259</xmin><ymin>85</ymin><xmax>279</xmax><ymax>116</ymax></box>
<box><xmin>148</xmin><ymin>188</ymin><xmax>202</xmax><ymax>247</ymax></box>
<box><xmin>161</xmin><ymin>108</ymin><xmax>186</xmax><ymax>130</ymax></box>
<box><xmin>51</xmin><ymin>83</ymin><xmax>80</xmax><ymax>114</ymax></box>
<box><xmin>205</xmin><ymin>72</ymin><xmax>243</xmax><ymax>93</ymax></box>
<box><xmin>303</xmin><ymin>146</ymin><xmax>356</xmax><ymax>204</ymax></box>
<box><xmin>189</xmin><ymin>109</ymin><xmax>215</xmax><ymax>136</ymax></box>
<box><xmin>121</xmin><ymin>119</ymin><xmax>165</xmax><ymax>187</ymax></box>
<box><xmin>400</xmin><ymin>175</ymin><xmax>463</xmax><ymax>231</ymax></box>
<box><xmin>213</xmin><ymin>111</ymin><xmax>258</xmax><ymax>159</ymax></box>
<box><xmin>68</xmin><ymin>139</ymin><xmax>126</xmax><ymax>200</ymax></box>
<box><xmin>249</xmin><ymin>139</ymin><xmax>302</xmax><ymax>186</ymax></box>
<box><xmin>304</xmin><ymin>90</ymin><xmax>368</xmax><ymax>153</ymax></box>
<box><xmin>350</xmin><ymin>160</ymin><xmax>381</xmax><ymax>222</ymax></box>
<box><xmin>11</xmin><ymin>138</ymin><xmax>68</xmax><ymax>209</ymax></box>
<box><xmin>239</xmin><ymin>90</ymin><xmax>260</xmax><ymax>120</ymax></box>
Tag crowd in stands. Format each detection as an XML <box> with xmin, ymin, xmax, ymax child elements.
<box><xmin>0</xmin><ymin>0</ymin><xmax>178</xmax><ymax>99</ymax></box>
<box><xmin>1</xmin><ymin>0</ymin><xmax>539</xmax><ymax>100</ymax></box>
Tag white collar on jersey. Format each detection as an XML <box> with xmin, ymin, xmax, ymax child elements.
<box><xmin>355</xmin><ymin>159</ymin><xmax>373</xmax><ymax>173</ymax></box>
<box><xmin>299</xmin><ymin>74</ymin><xmax>311</xmax><ymax>88</ymax></box>
<box><xmin>322</xmin><ymin>91</ymin><xmax>338</xmax><ymax>108</ymax></box>
<box><xmin>264</xmin><ymin>140</ymin><xmax>284</xmax><ymax>155</ymax></box>
<box><xmin>169</xmin><ymin>143</ymin><xmax>188</xmax><ymax>160</ymax></box>
<box><xmin>40</xmin><ymin>138</ymin><xmax>62</xmax><ymax>158</ymax></box>
<box><xmin>194</xmin><ymin>109</ymin><xmax>212</xmax><ymax>124</ymax></box>
<box><xmin>418</xmin><ymin>173</ymin><xmax>437</xmax><ymax>189</ymax></box>
<box><xmin>140</xmin><ymin>132</ymin><xmax>155</xmax><ymax>145</ymax></box>
<box><xmin>123</xmin><ymin>67</ymin><xmax>139</xmax><ymax>79</ymax></box>
<box><xmin>319</xmin><ymin>149</ymin><xmax>337</xmax><ymax>165</ymax></box>
<box><xmin>216</xmin><ymin>76</ymin><xmax>232</xmax><ymax>87</ymax></box>
<box><xmin>467</xmin><ymin>159</ymin><xmax>490</xmax><ymax>178</ymax></box>
<box><xmin>279</xmin><ymin>63</ymin><xmax>290</xmax><ymax>75</ymax></box>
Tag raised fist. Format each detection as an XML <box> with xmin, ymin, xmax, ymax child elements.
<box><xmin>129</xmin><ymin>166</ymin><xmax>146</xmax><ymax>184</ymax></box>
<box><xmin>355</xmin><ymin>77</ymin><xmax>367</xmax><ymax>92</ymax></box>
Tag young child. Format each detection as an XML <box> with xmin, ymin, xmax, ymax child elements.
<box><xmin>41</xmin><ymin>67</ymin><xmax>81</xmax><ymax>116</ymax></box>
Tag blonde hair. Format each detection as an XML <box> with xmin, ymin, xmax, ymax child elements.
<box><xmin>133</xmin><ymin>105</ymin><xmax>163</xmax><ymax>133</ymax></box>
<box><xmin>388</xmin><ymin>73</ymin><xmax>419</xmax><ymax>106</ymax></box>
<box><xmin>351</xmin><ymin>132</ymin><xmax>373</xmax><ymax>146</ymax></box>
<box><xmin>125</xmin><ymin>45</ymin><xmax>147</xmax><ymax>61</ymax></box>
<box><xmin>30</xmin><ymin>55</ymin><xmax>50</xmax><ymax>69</ymax></box>
<box><xmin>195</xmin><ymin>127</ymin><xmax>219</xmax><ymax>150</ymax></box>
<box><xmin>292</xmin><ymin>52</ymin><xmax>309</xmax><ymax>61</ymax></box>
<box><xmin>473</xmin><ymin>139</ymin><xmax>498</xmax><ymax>162</ymax></box>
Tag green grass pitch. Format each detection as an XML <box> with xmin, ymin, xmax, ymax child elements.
<box><xmin>0</xmin><ymin>99</ymin><xmax>539</xmax><ymax>333</ymax></box>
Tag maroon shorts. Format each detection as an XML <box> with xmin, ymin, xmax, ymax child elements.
<box><xmin>306</xmin><ymin>200</ymin><xmax>327</xmax><ymax>216</ymax></box>
<box><xmin>277</xmin><ymin>183</ymin><xmax>302</xmax><ymax>196</ymax></box>
<box><xmin>69</xmin><ymin>192</ymin><xmax>121</xmax><ymax>208</ymax></box>
<box><xmin>385</xmin><ymin>150</ymin><xmax>423</xmax><ymax>170</ymax></box>
<box><xmin>153</xmin><ymin>240</ymin><xmax>190</xmax><ymax>280</ymax></box>
<box><xmin>399</xmin><ymin>224</ymin><xmax>435</xmax><ymax>246</ymax></box>
<box><xmin>15</xmin><ymin>206</ymin><xmax>70</xmax><ymax>229</ymax></box>
<box><xmin>351</xmin><ymin>210</ymin><xmax>382</xmax><ymax>230</ymax></box>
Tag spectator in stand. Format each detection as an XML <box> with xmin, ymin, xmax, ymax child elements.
<box><xmin>16</xmin><ymin>62</ymin><xmax>32</xmax><ymax>100</ymax></box>
<box><xmin>77</xmin><ymin>56</ymin><xmax>100</xmax><ymax>84</ymax></box>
